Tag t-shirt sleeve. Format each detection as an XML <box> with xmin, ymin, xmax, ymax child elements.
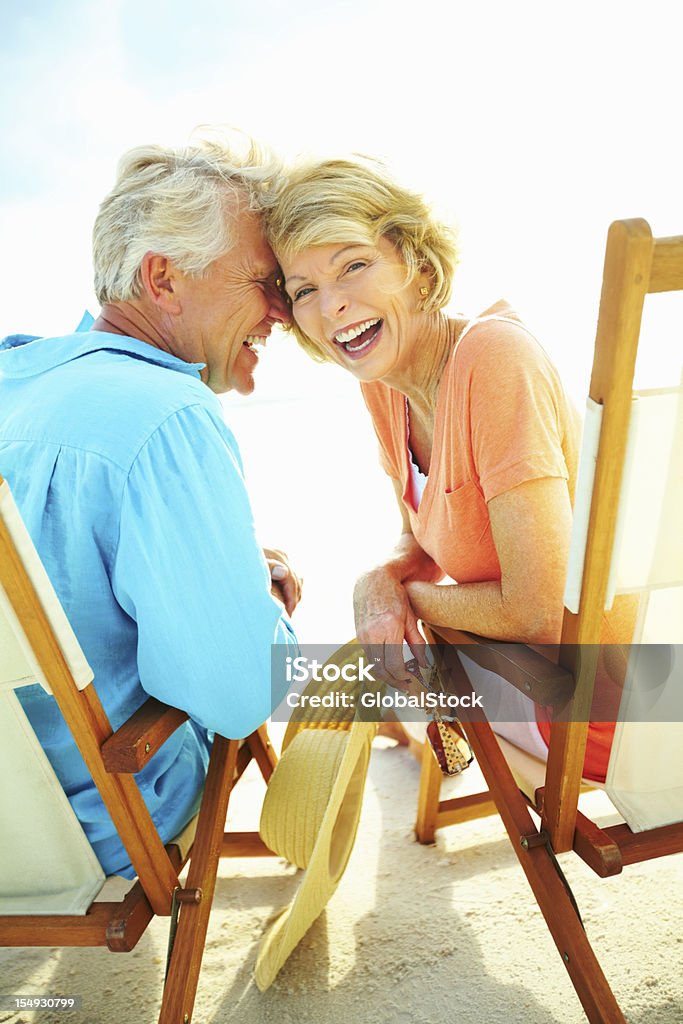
<box><xmin>461</xmin><ymin>323</ymin><xmax>570</xmax><ymax>502</ymax></box>
<box><xmin>360</xmin><ymin>380</ymin><xmax>401</xmax><ymax>480</ymax></box>
<box><xmin>111</xmin><ymin>403</ymin><xmax>297</xmax><ymax>739</ymax></box>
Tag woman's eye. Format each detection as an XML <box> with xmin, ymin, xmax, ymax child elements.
<box><xmin>294</xmin><ymin>286</ymin><xmax>314</xmax><ymax>302</ymax></box>
<box><xmin>346</xmin><ymin>261</ymin><xmax>367</xmax><ymax>273</ymax></box>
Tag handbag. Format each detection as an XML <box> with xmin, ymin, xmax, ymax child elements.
<box><xmin>405</xmin><ymin>654</ymin><xmax>474</xmax><ymax>777</ymax></box>
<box><xmin>426</xmin><ymin>714</ymin><xmax>473</xmax><ymax>776</ymax></box>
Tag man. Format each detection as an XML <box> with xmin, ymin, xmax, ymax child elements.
<box><xmin>0</xmin><ymin>133</ymin><xmax>299</xmax><ymax>877</ymax></box>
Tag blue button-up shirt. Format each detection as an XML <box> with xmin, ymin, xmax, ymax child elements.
<box><xmin>0</xmin><ymin>319</ymin><xmax>296</xmax><ymax>877</ymax></box>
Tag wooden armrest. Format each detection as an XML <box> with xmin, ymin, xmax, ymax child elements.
<box><xmin>425</xmin><ymin>624</ymin><xmax>575</xmax><ymax>708</ymax></box>
<box><xmin>101</xmin><ymin>698</ymin><xmax>189</xmax><ymax>773</ymax></box>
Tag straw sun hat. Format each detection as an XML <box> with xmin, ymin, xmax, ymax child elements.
<box><xmin>255</xmin><ymin>641</ymin><xmax>377</xmax><ymax>990</ymax></box>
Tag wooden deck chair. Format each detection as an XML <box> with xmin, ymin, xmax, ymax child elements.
<box><xmin>0</xmin><ymin>472</ymin><xmax>279</xmax><ymax>1024</ymax></box>
<box><xmin>412</xmin><ymin>219</ymin><xmax>683</xmax><ymax>1023</ymax></box>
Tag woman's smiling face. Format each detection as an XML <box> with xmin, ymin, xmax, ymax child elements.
<box><xmin>281</xmin><ymin>236</ymin><xmax>430</xmax><ymax>383</ymax></box>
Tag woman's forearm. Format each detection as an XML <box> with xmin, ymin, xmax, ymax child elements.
<box><xmin>405</xmin><ymin>577</ymin><xmax>563</xmax><ymax>645</ymax></box>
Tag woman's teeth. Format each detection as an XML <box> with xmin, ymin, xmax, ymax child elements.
<box><xmin>347</xmin><ymin>332</ymin><xmax>376</xmax><ymax>353</ymax></box>
<box><xmin>335</xmin><ymin>319</ymin><xmax>382</xmax><ymax>352</ymax></box>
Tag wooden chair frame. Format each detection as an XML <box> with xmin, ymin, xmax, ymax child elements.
<box><xmin>0</xmin><ymin>474</ymin><xmax>279</xmax><ymax>1023</ymax></box>
<box><xmin>414</xmin><ymin>220</ymin><xmax>683</xmax><ymax>1023</ymax></box>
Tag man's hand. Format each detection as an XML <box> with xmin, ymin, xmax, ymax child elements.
<box><xmin>353</xmin><ymin>566</ymin><xmax>427</xmax><ymax>688</ymax></box>
<box><xmin>263</xmin><ymin>546</ymin><xmax>303</xmax><ymax>616</ymax></box>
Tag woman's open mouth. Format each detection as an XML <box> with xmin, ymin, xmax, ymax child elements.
<box><xmin>333</xmin><ymin>318</ymin><xmax>383</xmax><ymax>360</ymax></box>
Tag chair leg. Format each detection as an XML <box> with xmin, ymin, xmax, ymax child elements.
<box><xmin>246</xmin><ymin>724</ymin><xmax>278</xmax><ymax>783</ymax></box>
<box><xmin>158</xmin><ymin>736</ymin><xmax>239</xmax><ymax>1024</ymax></box>
<box><xmin>377</xmin><ymin>715</ymin><xmax>411</xmax><ymax>746</ymax></box>
<box><xmin>465</xmin><ymin>719</ymin><xmax>626</xmax><ymax>1024</ymax></box>
<box><xmin>415</xmin><ymin>741</ymin><xmax>443</xmax><ymax>844</ymax></box>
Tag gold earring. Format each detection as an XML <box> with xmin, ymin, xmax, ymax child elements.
<box><xmin>419</xmin><ymin>286</ymin><xmax>429</xmax><ymax>297</ymax></box>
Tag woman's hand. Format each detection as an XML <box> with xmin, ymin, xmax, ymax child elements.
<box><xmin>351</xmin><ymin>477</ymin><xmax>440</xmax><ymax>686</ymax></box>
<box><xmin>263</xmin><ymin>546</ymin><xmax>303</xmax><ymax>616</ymax></box>
<box><xmin>353</xmin><ymin>566</ymin><xmax>427</xmax><ymax>688</ymax></box>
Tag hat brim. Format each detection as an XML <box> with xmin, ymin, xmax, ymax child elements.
<box><xmin>255</xmin><ymin>718</ymin><xmax>375</xmax><ymax>990</ymax></box>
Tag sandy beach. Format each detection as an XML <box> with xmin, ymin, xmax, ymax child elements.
<box><xmin>2</xmin><ymin>726</ymin><xmax>682</xmax><ymax>1024</ymax></box>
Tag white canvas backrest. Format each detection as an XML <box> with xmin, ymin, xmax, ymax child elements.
<box><xmin>562</xmin><ymin>238</ymin><xmax>683</xmax><ymax>831</ymax></box>
<box><xmin>0</xmin><ymin>687</ymin><xmax>105</xmax><ymax>914</ymax></box>
<box><xmin>609</xmin><ymin>383</ymin><xmax>683</xmax><ymax>600</ymax></box>
<box><xmin>0</xmin><ymin>477</ymin><xmax>105</xmax><ymax>913</ymax></box>
<box><xmin>605</xmin><ymin>410</ymin><xmax>683</xmax><ymax>830</ymax></box>
<box><xmin>604</xmin><ymin>636</ymin><xmax>683</xmax><ymax>831</ymax></box>
<box><xmin>0</xmin><ymin>608</ymin><xmax>35</xmax><ymax>691</ymax></box>
<box><xmin>564</xmin><ymin>384</ymin><xmax>683</xmax><ymax>613</ymax></box>
<box><xmin>0</xmin><ymin>478</ymin><xmax>93</xmax><ymax>694</ymax></box>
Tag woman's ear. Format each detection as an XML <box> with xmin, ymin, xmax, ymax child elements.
<box><xmin>417</xmin><ymin>262</ymin><xmax>435</xmax><ymax>310</ymax></box>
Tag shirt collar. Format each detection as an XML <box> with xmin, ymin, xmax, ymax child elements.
<box><xmin>0</xmin><ymin>315</ymin><xmax>206</xmax><ymax>380</ymax></box>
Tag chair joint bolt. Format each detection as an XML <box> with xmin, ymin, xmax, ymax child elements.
<box><xmin>176</xmin><ymin>887</ymin><xmax>203</xmax><ymax>904</ymax></box>
<box><xmin>520</xmin><ymin>830</ymin><xmax>550</xmax><ymax>850</ymax></box>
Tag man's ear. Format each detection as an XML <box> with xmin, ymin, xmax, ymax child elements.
<box><xmin>139</xmin><ymin>252</ymin><xmax>182</xmax><ymax>314</ymax></box>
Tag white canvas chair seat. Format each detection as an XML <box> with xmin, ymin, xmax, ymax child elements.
<box><xmin>494</xmin><ymin>735</ymin><xmax>547</xmax><ymax>803</ymax></box>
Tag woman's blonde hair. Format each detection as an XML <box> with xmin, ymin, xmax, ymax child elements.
<box><xmin>93</xmin><ymin>130</ymin><xmax>282</xmax><ymax>305</ymax></box>
<box><xmin>265</xmin><ymin>157</ymin><xmax>459</xmax><ymax>361</ymax></box>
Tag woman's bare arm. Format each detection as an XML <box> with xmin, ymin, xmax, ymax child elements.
<box><xmin>405</xmin><ymin>477</ymin><xmax>572</xmax><ymax>644</ymax></box>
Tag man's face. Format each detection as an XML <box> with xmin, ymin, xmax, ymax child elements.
<box><xmin>172</xmin><ymin>207</ymin><xmax>290</xmax><ymax>395</ymax></box>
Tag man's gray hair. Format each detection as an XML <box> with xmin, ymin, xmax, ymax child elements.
<box><xmin>93</xmin><ymin>131</ymin><xmax>282</xmax><ymax>305</ymax></box>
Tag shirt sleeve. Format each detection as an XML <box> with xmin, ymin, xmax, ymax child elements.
<box><xmin>111</xmin><ymin>403</ymin><xmax>297</xmax><ymax>739</ymax></box>
<box><xmin>359</xmin><ymin>380</ymin><xmax>402</xmax><ymax>479</ymax></box>
<box><xmin>461</xmin><ymin>323</ymin><xmax>570</xmax><ymax>502</ymax></box>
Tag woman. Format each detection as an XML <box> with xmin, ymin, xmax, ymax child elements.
<box><xmin>266</xmin><ymin>158</ymin><xmax>631</xmax><ymax>781</ymax></box>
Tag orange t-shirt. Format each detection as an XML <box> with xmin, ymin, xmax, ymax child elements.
<box><xmin>360</xmin><ymin>302</ymin><xmax>630</xmax><ymax>782</ymax></box>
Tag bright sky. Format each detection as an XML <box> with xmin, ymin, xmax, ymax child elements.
<box><xmin>2</xmin><ymin>0</ymin><xmax>681</xmax><ymax>638</ymax></box>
